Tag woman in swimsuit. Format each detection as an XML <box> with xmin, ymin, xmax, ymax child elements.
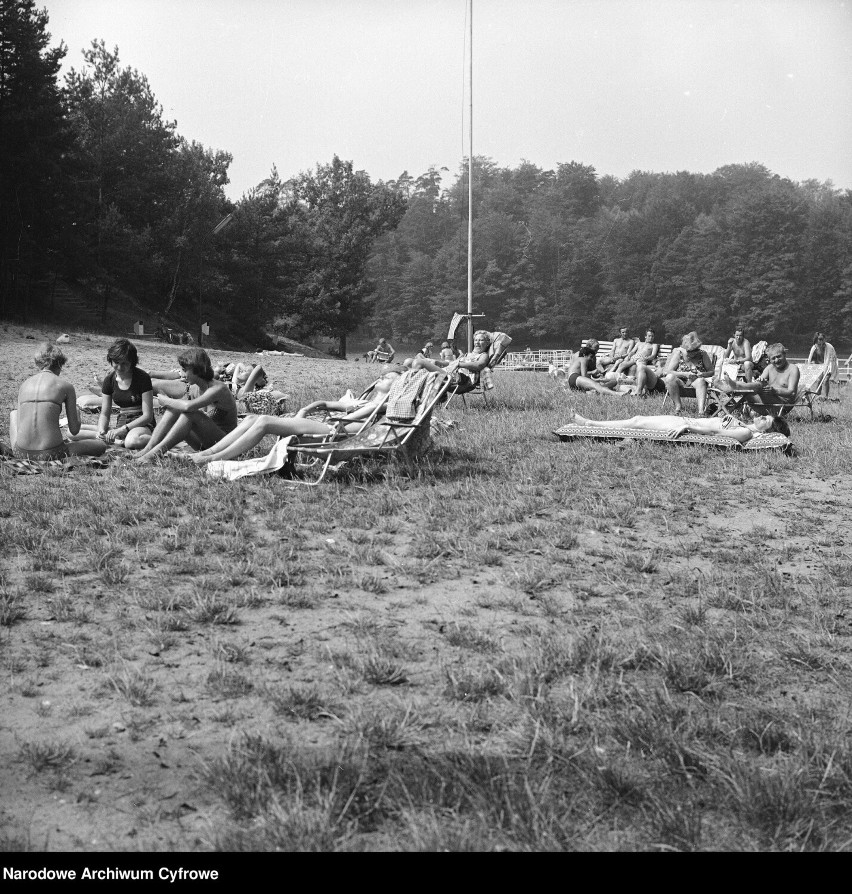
<box><xmin>134</xmin><ymin>348</ymin><xmax>238</xmax><ymax>463</ymax></box>
<box><xmin>567</xmin><ymin>408</ymin><xmax>789</xmax><ymax>445</ymax></box>
<box><xmin>11</xmin><ymin>343</ymin><xmax>106</xmax><ymax>461</ymax></box>
<box><xmin>190</xmin><ymin>370</ymin><xmax>402</xmax><ymax>465</ymax></box>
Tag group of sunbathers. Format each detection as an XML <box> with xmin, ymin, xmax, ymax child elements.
<box><xmin>8</xmin><ymin>330</ymin><xmax>510</xmax><ymax>466</ymax></box>
<box><xmin>557</xmin><ymin>325</ymin><xmax>806</xmax><ymax>417</ymax></box>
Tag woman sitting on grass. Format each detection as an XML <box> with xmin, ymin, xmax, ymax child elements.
<box><xmin>69</xmin><ymin>338</ymin><xmax>154</xmax><ymax>449</ymax></box>
<box><xmin>567</xmin><ymin>408</ymin><xmax>789</xmax><ymax>445</ymax></box>
<box><xmin>190</xmin><ymin>368</ymin><xmax>403</xmax><ymax>465</ymax></box>
<box><xmin>134</xmin><ymin>348</ymin><xmax>238</xmax><ymax>463</ymax></box>
<box><xmin>11</xmin><ymin>342</ymin><xmax>106</xmax><ymax>460</ymax></box>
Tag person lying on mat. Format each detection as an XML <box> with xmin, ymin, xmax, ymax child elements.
<box><xmin>134</xmin><ymin>348</ymin><xmax>238</xmax><ymax>463</ymax></box>
<box><xmin>561</xmin><ymin>340</ymin><xmax>627</xmax><ymax>397</ymax></box>
<box><xmin>567</xmin><ymin>408</ymin><xmax>789</xmax><ymax>445</ymax></box>
<box><xmin>189</xmin><ymin>369</ymin><xmax>403</xmax><ymax>465</ymax></box>
<box><xmin>11</xmin><ymin>342</ymin><xmax>106</xmax><ymax>461</ymax></box>
<box><xmin>718</xmin><ymin>343</ymin><xmax>799</xmax><ymax>409</ymax></box>
<box><xmin>69</xmin><ymin>338</ymin><xmax>154</xmax><ymax>449</ymax></box>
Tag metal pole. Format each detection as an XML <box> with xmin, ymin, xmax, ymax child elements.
<box><xmin>467</xmin><ymin>0</ymin><xmax>474</xmax><ymax>353</ymax></box>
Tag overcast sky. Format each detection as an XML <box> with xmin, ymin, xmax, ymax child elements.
<box><xmin>41</xmin><ymin>0</ymin><xmax>852</xmax><ymax>200</ymax></box>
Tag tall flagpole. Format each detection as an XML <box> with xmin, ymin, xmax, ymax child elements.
<box><xmin>467</xmin><ymin>0</ymin><xmax>473</xmax><ymax>353</ymax></box>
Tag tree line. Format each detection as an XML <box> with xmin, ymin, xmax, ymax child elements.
<box><xmin>3</xmin><ymin>1</ymin><xmax>850</xmax><ymax>356</ymax></box>
<box><xmin>370</xmin><ymin>159</ymin><xmax>852</xmax><ymax>352</ymax></box>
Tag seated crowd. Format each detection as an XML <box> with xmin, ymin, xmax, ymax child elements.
<box><xmin>558</xmin><ymin>323</ymin><xmax>817</xmax><ymax>419</ymax></box>
<box><xmin>6</xmin><ymin>323</ymin><xmax>818</xmax><ymax>465</ymax></box>
<box><xmin>7</xmin><ymin>329</ymin><xmax>506</xmax><ymax>466</ymax></box>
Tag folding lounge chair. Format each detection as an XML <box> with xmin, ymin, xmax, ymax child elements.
<box><xmin>285</xmin><ymin>370</ymin><xmax>452</xmax><ymax>485</ymax></box>
<box><xmin>445</xmin><ymin>332</ymin><xmax>511</xmax><ymax>409</ymax></box>
<box><xmin>707</xmin><ymin>363</ymin><xmax>830</xmax><ymax>423</ymax></box>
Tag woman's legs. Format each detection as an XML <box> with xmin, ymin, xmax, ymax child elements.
<box><xmin>193</xmin><ymin>415</ymin><xmax>262</xmax><ymax>457</ymax></box>
<box><xmin>664</xmin><ymin>374</ymin><xmax>684</xmax><ymax>411</ymax></box>
<box><xmin>575</xmin><ymin>375</ymin><xmax>630</xmax><ymax>397</ymax></box>
<box><xmin>67</xmin><ymin>438</ymin><xmax>107</xmax><ymax>457</ymax></box>
<box><xmin>192</xmin><ymin>416</ymin><xmax>333</xmax><ymax>464</ymax></box>
<box><xmin>135</xmin><ymin>409</ymin><xmax>181</xmax><ymax>458</ymax></box>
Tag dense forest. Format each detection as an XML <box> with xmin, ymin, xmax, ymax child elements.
<box><xmin>3</xmin><ymin>1</ymin><xmax>851</xmax><ymax>354</ymax></box>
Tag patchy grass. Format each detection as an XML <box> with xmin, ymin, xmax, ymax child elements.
<box><xmin>1</xmin><ymin>331</ymin><xmax>852</xmax><ymax>850</ymax></box>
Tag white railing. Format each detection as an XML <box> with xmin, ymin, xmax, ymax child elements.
<box><xmin>500</xmin><ymin>349</ymin><xmax>573</xmax><ymax>370</ymax></box>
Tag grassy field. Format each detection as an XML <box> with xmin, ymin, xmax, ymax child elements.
<box><xmin>2</xmin><ymin>324</ymin><xmax>852</xmax><ymax>852</ymax></box>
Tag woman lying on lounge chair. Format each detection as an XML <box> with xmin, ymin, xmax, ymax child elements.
<box><xmin>189</xmin><ymin>369</ymin><xmax>403</xmax><ymax>465</ymax></box>
<box><xmin>568</xmin><ymin>408</ymin><xmax>789</xmax><ymax>445</ymax></box>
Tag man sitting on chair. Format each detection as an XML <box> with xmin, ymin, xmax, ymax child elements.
<box><xmin>722</xmin><ymin>326</ymin><xmax>754</xmax><ymax>382</ymax></box>
<box><xmin>597</xmin><ymin>326</ymin><xmax>635</xmax><ymax>375</ymax></box>
<box><xmin>720</xmin><ymin>343</ymin><xmax>800</xmax><ymax>412</ymax></box>
<box><xmin>367</xmin><ymin>337</ymin><xmax>395</xmax><ymax>363</ymax></box>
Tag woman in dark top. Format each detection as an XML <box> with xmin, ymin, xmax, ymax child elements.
<box><xmin>98</xmin><ymin>339</ymin><xmax>155</xmax><ymax>448</ymax></box>
<box><xmin>71</xmin><ymin>339</ymin><xmax>155</xmax><ymax>449</ymax></box>
<box><xmin>134</xmin><ymin>347</ymin><xmax>238</xmax><ymax>463</ymax></box>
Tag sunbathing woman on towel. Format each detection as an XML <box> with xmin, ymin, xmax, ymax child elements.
<box><xmin>190</xmin><ymin>369</ymin><xmax>403</xmax><ymax>465</ymax></box>
<box><xmin>568</xmin><ymin>409</ymin><xmax>789</xmax><ymax>445</ymax></box>
<box><xmin>11</xmin><ymin>343</ymin><xmax>106</xmax><ymax>460</ymax></box>
<box><xmin>134</xmin><ymin>348</ymin><xmax>238</xmax><ymax>463</ymax></box>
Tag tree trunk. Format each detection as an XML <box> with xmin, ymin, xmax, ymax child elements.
<box><xmin>338</xmin><ymin>331</ymin><xmax>347</xmax><ymax>359</ymax></box>
<box><xmin>101</xmin><ymin>281</ymin><xmax>110</xmax><ymax>323</ymax></box>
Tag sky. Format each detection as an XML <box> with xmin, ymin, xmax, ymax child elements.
<box><xmin>40</xmin><ymin>0</ymin><xmax>852</xmax><ymax>201</ymax></box>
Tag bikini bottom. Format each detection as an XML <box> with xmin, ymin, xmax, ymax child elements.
<box><xmin>13</xmin><ymin>442</ymin><xmax>70</xmax><ymax>461</ymax></box>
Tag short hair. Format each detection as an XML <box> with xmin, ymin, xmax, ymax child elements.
<box><xmin>767</xmin><ymin>342</ymin><xmax>786</xmax><ymax>357</ymax></box>
<box><xmin>106</xmin><ymin>338</ymin><xmax>138</xmax><ymax>368</ymax></box>
<box><xmin>681</xmin><ymin>331</ymin><xmax>702</xmax><ymax>351</ymax></box>
<box><xmin>645</xmin><ymin>328</ymin><xmax>655</xmax><ymax>337</ymax></box>
<box><xmin>769</xmin><ymin>415</ymin><xmax>791</xmax><ymax>437</ymax></box>
<box><xmin>473</xmin><ymin>330</ymin><xmax>492</xmax><ymax>347</ymax></box>
<box><xmin>178</xmin><ymin>347</ymin><xmax>214</xmax><ymax>381</ymax></box>
<box><xmin>34</xmin><ymin>342</ymin><xmax>66</xmax><ymax>372</ymax></box>
<box><xmin>813</xmin><ymin>332</ymin><xmax>826</xmax><ymax>343</ymax></box>
<box><xmin>586</xmin><ymin>338</ymin><xmax>599</xmax><ymax>351</ymax></box>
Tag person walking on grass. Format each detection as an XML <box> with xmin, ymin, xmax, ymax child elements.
<box><xmin>134</xmin><ymin>348</ymin><xmax>237</xmax><ymax>464</ymax></box>
<box><xmin>11</xmin><ymin>342</ymin><xmax>105</xmax><ymax>461</ymax></box>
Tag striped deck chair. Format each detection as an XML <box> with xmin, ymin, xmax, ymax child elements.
<box><xmin>285</xmin><ymin>370</ymin><xmax>453</xmax><ymax>485</ymax></box>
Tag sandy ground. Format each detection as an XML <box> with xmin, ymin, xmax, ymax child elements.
<box><xmin>1</xmin><ymin>324</ymin><xmax>851</xmax><ymax>851</ymax></box>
